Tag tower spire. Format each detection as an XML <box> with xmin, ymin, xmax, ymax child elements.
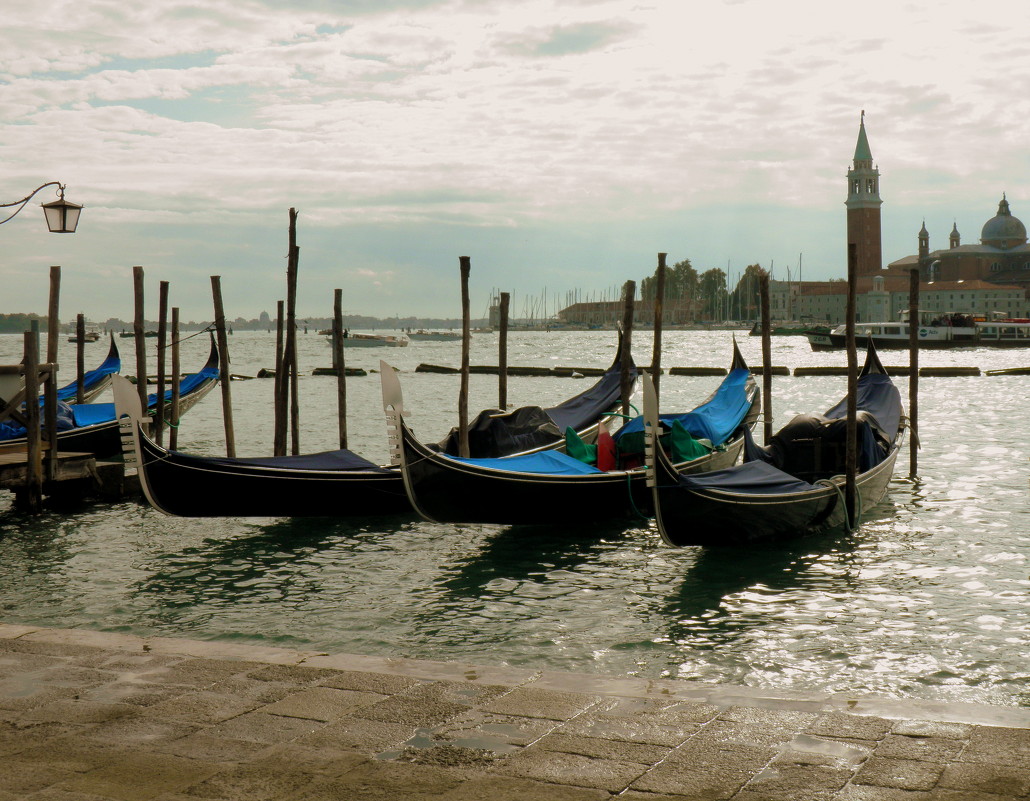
<box><xmin>846</xmin><ymin>112</ymin><xmax>883</xmax><ymax>276</ymax></box>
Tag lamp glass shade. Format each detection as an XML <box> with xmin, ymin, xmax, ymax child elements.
<box><xmin>42</xmin><ymin>198</ymin><xmax>82</xmax><ymax>233</ymax></box>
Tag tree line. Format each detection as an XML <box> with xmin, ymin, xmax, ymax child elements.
<box><xmin>639</xmin><ymin>259</ymin><xmax>767</xmax><ymax>323</ymax></box>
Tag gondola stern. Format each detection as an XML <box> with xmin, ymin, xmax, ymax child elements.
<box><xmin>379</xmin><ymin>361</ymin><xmax>438</xmax><ymax>522</ymax></box>
<box><xmin>730</xmin><ymin>335</ymin><xmax>748</xmax><ymax>372</ymax></box>
<box><xmin>860</xmin><ymin>338</ymin><xmax>888</xmax><ymax>377</ymax></box>
<box><xmin>204</xmin><ymin>332</ymin><xmax>220</xmax><ymax>377</ymax></box>
<box><xmin>112</xmin><ymin>374</ymin><xmax>169</xmax><ymax>515</ymax></box>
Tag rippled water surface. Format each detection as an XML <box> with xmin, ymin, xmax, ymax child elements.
<box><xmin>1</xmin><ymin>330</ymin><xmax>1028</xmax><ymax>707</ymax></box>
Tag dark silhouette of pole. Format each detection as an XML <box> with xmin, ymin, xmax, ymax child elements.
<box><xmin>651</xmin><ymin>253</ymin><xmax>666</xmax><ymax>400</ymax></box>
<box><xmin>334</xmin><ymin>288</ymin><xmax>348</xmax><ymax>449</ymax></box>
<box><xmin>760</xmin><ymin>269</ymin><xmax>773</xmax><ymax>443</ymax></box>
<box><xmin>211</xmin><ymin>275</ymin><xmax>236</xmax><ymax>457</ymax></box>
<box><xmin>845</xmin><ymin>244</ymin><xmax>859</xmax><ymax>523</ymax></box>
<box><xmin>132</xmin><ymin>266</ymin><xmax>147</xmax><ymax>415</ymax></box>
<box><xmin>75</xmin><ymin>314</ymin><xmax>85</xmax><ymax>405</ymax></box>
<box><xmin>155</xmin><ymin>280</ymin><xmax>169</xmax><ymax>446</ymax></box>
<box><xmin>273</xmin><ymin>300</ymin><xmax>285</xmax><ymax>455</ymax></box>
<box><xmin>22</xmin><ymin>330</ymin><xmax>42</xmax><ymax>513</ymax></box>
<box><xmin>908</xmin><ymin>268</ymin><xmax>919</xmax><ymax>478</ymax></box>
<box><xmin>498</xmin><ymin>292</ymin><xmax>510</xmax><ymax>410</ymax></box>
<box><xmin>620</xmin><ymin>280</ymin><xmax>635</xmax><ymax>417</ymax></box>
<box><xmin>458</xmin><ymin>256</ymin><xmax>471</xmax><ymax>458</ymax></box>
<box><xmin>46</xmin><ymin>266</ymin><xmax>60</xmax><ymax>366</ymax></box>
<box><xmin>169</xmin><ymin>308</ymin><xmax>181</xmax><ymax>451</ymax></box>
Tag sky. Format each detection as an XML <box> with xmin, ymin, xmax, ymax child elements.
<box><xmin>3</xmin><ymin>0</ymin><xmax>1029</xmax><ymax>323</ymax></box>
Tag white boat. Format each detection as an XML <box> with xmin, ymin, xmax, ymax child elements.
<box><xmin>406</xmin><ymin>329</ymin><xmax>462</xmax><ymax>341</ymax></box>
<box><xmin>806</xmin><ymin>312</ymin><xmax>1030</xmax><ymax>350</ymax></box>
<box><xmin>326</xmin><ymin>332</ymin><xmax>409</xmax><ymax>348</ymax></box>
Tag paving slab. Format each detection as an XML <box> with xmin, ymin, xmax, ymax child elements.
<box><xmin>1</xmin><ymin>622</ymin><xmax>1029</xmax><ymax>801</ymax></box>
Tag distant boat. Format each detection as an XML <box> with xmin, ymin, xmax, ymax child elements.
<box><xmin>806</xmin><ymin>312</ymin><xmax>1030</xmax><ymax>350</ymax></box>
<box><xmin>406</xmin><ymin>330</ymin><xmax>462</xmax><ymax>342</ymax></box>
<box><xmin>119</xmin><ymin>330</ymin><xmax>158</xmax><ymax>338</ymax></box>
<box><xmin>326</xmin><ymin>332</ymin><xmax>409</xmax><ymax>348</ymax></box>
<box><xmin>67</xmin><ymin>329</ymin><xmax>102</xmax><ymax>343</ymax></box>
<box><xmin>749</xmin><ymin>322</ymin><xmax>829</xmax><ymax>337</ymax></box>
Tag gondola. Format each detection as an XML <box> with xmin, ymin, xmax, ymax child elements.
<box><xmin>0</xmin><ymin>336</ymin><xmax>120</xmax><ymax>411</ymax></box>
<box><xmin>643</xmin><ymin>341</ymin><xmax>905</xmax><ymax>545</ymax></box>
<box><xmin>114</xmin><ymin>333</ymin><xmax>637</xmax><ymax>517</ymax></box>
<box><xmin>384</xmin><ymin>342</ymin><xmax>760</xmax><ymax>526</ymax></box>
<box><xmin>56</xmin><ymin>335</ymin><xmax>121</xmax><ymax>404</ymax></box>
<box><xmin>1</xmin><ymin>338</ymin><xmax>219</xmax><ymax>458</ymax></box>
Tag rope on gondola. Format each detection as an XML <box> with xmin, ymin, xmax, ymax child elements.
<box><xmin>816</xmin><ymin>478</ymin><xmax>861</xmax><ymax>533</ymax></box>
<box><xmin>626</xmin><ymin>470</ymin><xmax>653</xmax><ymax>521</ymax></box>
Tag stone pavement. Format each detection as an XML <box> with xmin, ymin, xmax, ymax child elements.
<box><xmin>2</xmin><ymin>623</ymin><xmax>1030</xmax><ymax>800</ymax></box>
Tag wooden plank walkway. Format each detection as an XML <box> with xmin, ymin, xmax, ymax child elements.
<box><xmin>0</xmin><ymin>450</ymin><xmax>96</xmax><ymax>490</ymax></box>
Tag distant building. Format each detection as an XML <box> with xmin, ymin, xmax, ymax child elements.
<box><xmin>847</xmin><ymin>111</ymin><xmax>883</xmax><ymax>278</ymax></box>
<box><xmin>888</xmin><ymin>195</ymin><xmax>1030</xmax><ymax>296</ymax></box>
<box><xmin>783</xmin><ymin>115</ymin><xmax>1028</xmax><ymax>322</ymax></box>
<box><xmin>557</xmin><ymin>114</ymin><xmax>1029</xmax><ymax>326</ymax></box>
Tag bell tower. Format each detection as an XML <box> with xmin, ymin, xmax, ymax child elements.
<box><xmin>846</xmin><ymin>111</ymin><xmax>883</xmax><ymax>276</ymax></box>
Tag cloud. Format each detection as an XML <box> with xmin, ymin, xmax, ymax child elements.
<box><xmin>496</xmin><ymin>19</ymin><xmax>636</xmax><ymax>57</ymax></box>
<box><xmin>3</xmin><ymin>0</ymin><xmax>1030</xmax><ymax>321</ymax></box>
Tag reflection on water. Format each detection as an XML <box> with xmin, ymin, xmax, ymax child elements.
<box><xmin>0</xmin><ymin>332</ymin><xmax>1028</xmax><ymax>707</ymax></box>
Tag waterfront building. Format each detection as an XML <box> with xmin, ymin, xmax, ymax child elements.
<box><xmin>555</xmin><ymin>114</ymin><xmax>1029</xmax><ymax>327</ymax></box>
<box><xmin>887</xmin><ymin>195</ymin><xmax>1030</xmax><ymax>296</ymax></box>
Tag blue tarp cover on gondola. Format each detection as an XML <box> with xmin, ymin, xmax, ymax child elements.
<box><xmin>545</xmin><ymin>361</ymin><xmax>635</xmax><ymax>432</ymax></box>
<box><xmin>72</xmin><ymin>365</ymin><xmax>219</xmax><ymax>427</ymax></box>
<box><xmin>616</xmin><ymin>366</ymin><xmax>752</xmax><ymax>446</ymax></box>
<box><xmin>824</xmin><ymin>373</ymin><xmax>901</xmax><ymax>440</ymax></box>
<box><xmin>435</xmin><ymin>351</ymin><xmax>635</xmax><ymax>458</ymax></box>
<box><xmin>0</xmin><ymin>402</ymin><xmax>77</xmax><ymax>440</ymax></box>
<box><xmin>678</xmin><ymin>460</ymin><xmax>820</xmax><ymax>495</ymax></box>
<box><xmin>446</xmin><ymin>449</ymin><xmax>603</xmax><ymax>476</ymax></box>
<box><xmin>56</xmin><ymin>348</ymin><xmax>120</xmax><ymax>402</ymax></box>
<box><xmin>193</xmin><ymin>449</ymin><xmax>393</xmax><ymax>472</ymax></box>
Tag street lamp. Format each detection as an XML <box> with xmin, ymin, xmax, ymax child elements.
<box><xmin>0</xmin><ymin>181</ymin><xmax>82</xmax><ymax>232</ymax></box>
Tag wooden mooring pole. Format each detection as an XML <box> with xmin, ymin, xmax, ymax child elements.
<box><xmin>75</xmin><ymin>314</ymin><xmax>86</xmax><ymax>404</ymax></box>
<box><xmin>210</xmin><ymin>275</ymin><xmax>236</xmax><ymax>457</ymax></box>
<box><xmin>132</xmin><ymin>266</ymin><xmax>147</xmax><ymax>415</ymax></box>
<box><xmin>908</xmin><ymin>268</ymin><xmax>919</xmax><ymax>478</ymax></box>
<box><xmin>46</xmin><ymin>266</ymin><xmax>60</xmax><ymax>367</ymax></box>
<box><xmin>273</xmin><ymin>300</ymin><xmax>285</xmax><ymax>456</ymax></box>
<box><xmin>759</xmin><ymin>269</ymin><xmax>773</xmax><ymax>444</ymax></box>
<box><xmin>845</xmin><ymin>244</ymin><xmax>859</xmax><ymax>524</ymax></box>
<box><xmin>22</xmin><ymin>330</ymin><xmax>42</xmax><ymax>514</ymax></box>
<box><xmin>651</xmin><ymin>253</ymin><xmax>666</xmax><ymax>400</ymax></box>
<box><xmin>155</xmin><ymin>280</ymin><xmax>169</xmax><ymax>446</ymax></box>
<box><xmin>498</xmin><ymin>292</ymin><xmax>510</xmax><ymax>410</ymax></box>
<box><xmin>334</xmin><ymin>288</ymin><xmax>348</xmax><ymax>449</ymax></box>
<box><xmin>620</xmin><ymin>280</ymin><xmax>636</xmax><ymax>417</ymax></box>
<box><xmin>287</xmin><ymin>211</ymin><xmax>300</xmax><ymax>455</ymax></box>
<box><xmin>169</xmin><ymin>308</ymin><xmax>181</xmax><ymax>451</ymax></box>
<box><xmin>458</xmin><ymin>256</ymin><xmax>471</xmax><ymax>458</ymax></box>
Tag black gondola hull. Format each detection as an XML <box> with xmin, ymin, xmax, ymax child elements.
<box><xmin>647</xmin><ymin>341</ymin><xmax>905</xmax><ymax>546</ymax></box>
<box><xmin>402</xmin><ymin>421</ymin><xmax>746</xmax><ymax>525</ymax></box>
<box><xmin>653</xmin><ymin>441</ymin><xmax>900</xmax><ymax>545</ymax></box>
<box><xmin>135</xmin><ymin>428</ymin><xmax>410</xmax><ymax>518</ymax></box>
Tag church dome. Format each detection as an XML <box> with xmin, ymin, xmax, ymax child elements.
<box><xmin>980</xmin><ymin>195</ymin><xmax>1027</xmax><ymax>249</ymax></box>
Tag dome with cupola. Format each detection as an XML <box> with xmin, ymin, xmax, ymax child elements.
<box><xmin>980</xmin><ymin>195</ymin><xmax>1027</xmax><ymax>249</ymax></box>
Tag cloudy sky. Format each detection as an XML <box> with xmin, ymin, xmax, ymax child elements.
<box><xmin>3</xmin><ymin>0</ymin><xmax>1028</xmax><ymax>323</ymax></box>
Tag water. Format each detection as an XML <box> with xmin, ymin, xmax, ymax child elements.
<box><xmin>1</xmin><ymin>329</ymin><xmax>1028</xmax><ymax>708</ymax></box>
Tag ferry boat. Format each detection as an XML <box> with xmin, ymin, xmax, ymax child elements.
<box><xmin>805</xmin><ymin>312</ymin><xmax>1030</xmax><ymax>350</ymax></box>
